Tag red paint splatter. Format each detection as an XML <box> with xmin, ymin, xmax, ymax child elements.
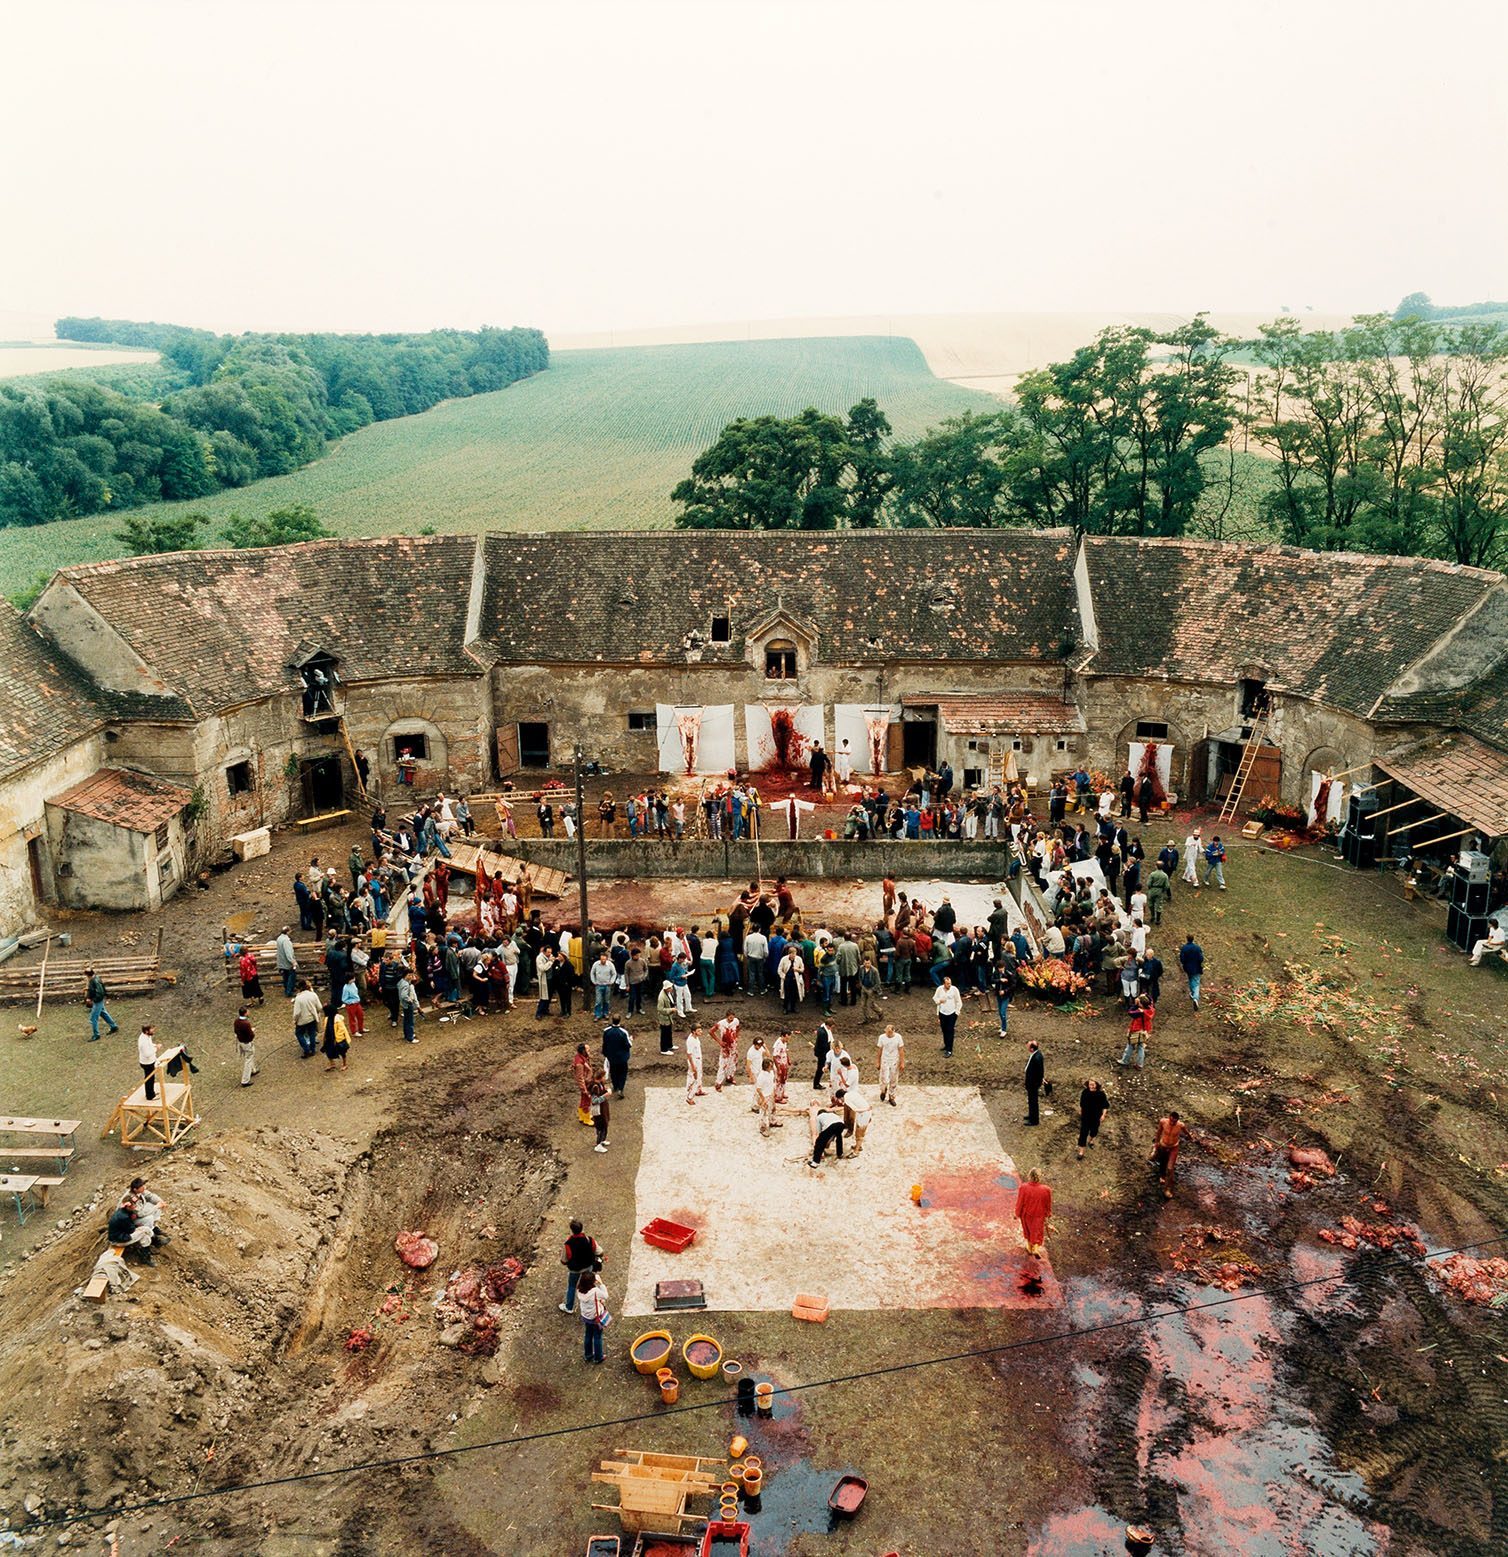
<box><xmin>767</xmin><ymin>708</ymin><xmax>811</xmax><ymax>775</ymax></box>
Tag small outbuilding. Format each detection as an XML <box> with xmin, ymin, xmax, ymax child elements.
<box><xmin>45</xmin><ymin>767</ymin><xmax>194</xmax><ymax>911</ymax></box>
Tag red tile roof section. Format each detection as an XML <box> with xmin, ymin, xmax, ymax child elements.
<box><xmin>49</xmin><ymin>767</ymin><xmax>193</xmax><ymax>831</ymax></box>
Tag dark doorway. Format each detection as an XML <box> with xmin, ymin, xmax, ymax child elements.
<box><xmin>1240</xmin><ymin>678</ymin><xmax>1269</xmax><ymax>718</ymax></box>
<box><xmin>27</xmin><ymin>836</ymin><xmax>47</xmax><ymax>903</ymax></box>
<box><xmin>518</xmin><ymin>722</ymin><xmax>551</xmax><ymax>768</ymax></box>
<box><xmin>902</xmin><ymin>719</ymin><xmax>936</xmax><ymax>770</ymax></box>
<box><xmin>300</xmin><ymin>756</ymin><xmax>344</xmax><ymax>814</ymax></box>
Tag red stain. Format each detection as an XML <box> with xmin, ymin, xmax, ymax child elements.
<box><xmin>915</xmin><ymin>1169</ymin><xmax>1064</xmax><ymax>1309</ymax></box>
<box><xmin>767</xmin><ymin>708</ymin><xmax>811</xmax><ymax>774</ymax></box>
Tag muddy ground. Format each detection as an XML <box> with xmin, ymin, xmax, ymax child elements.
<box><xmin>0</xmin><ymin>813</ymin><xmax>1506</xmax><ymax>1556</ymax></box>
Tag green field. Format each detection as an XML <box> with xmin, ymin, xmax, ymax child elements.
<box><xmin>0</xmin><ymin>336</ymin><xmax>1002</xmax><ymax>596</ymax></box>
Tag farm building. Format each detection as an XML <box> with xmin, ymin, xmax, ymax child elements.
<box><xmin>0</xmin><ymin>528</ymin><xmax>1505</xmax><ymax>925</ymax></box>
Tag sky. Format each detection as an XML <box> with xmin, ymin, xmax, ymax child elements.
<box><xmin>3</xmin><ymin>0</ymin><xmax>1506</xmax><ymax>338</ymax></box>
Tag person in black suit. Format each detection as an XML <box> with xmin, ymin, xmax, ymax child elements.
<box><xmin>1024</xmin><ymin>1039</ymin><xmax>1045</xmax><ymax>1126</ymax></box>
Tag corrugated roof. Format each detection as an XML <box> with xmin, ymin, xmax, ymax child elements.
<box><xmin>48</xmin><ymin>767</ymin><xmax>193</xmax><ymax>831</ymax></box>
<box><xmin>1375</xmin><ymin>735</ymin><xmax>1508</xmax><ymax>840</ymax></box>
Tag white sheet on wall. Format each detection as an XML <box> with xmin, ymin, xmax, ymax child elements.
<box><xmin>743</xmin><ymin>703</ymin><xmax>824</xmax><ymax>772</ymax></box>
<box><xmin>1309</xmin><ymin>769</ymin><xmax>1345</xmax><ymax>826</ymax></box>
<box><xmin>833</xmin><ymin>703</ymin><xmax>901</xmax><ymax>775</ymax></box>
<box><xmin>1127</xmin><ymin>740</ymin><xmax>1173</xmax><ymax>791</ymax></box>
<box><xmin>655</xmin><ymin>704</ymin><xmax>735</xmax><ymax>775</ymax></box>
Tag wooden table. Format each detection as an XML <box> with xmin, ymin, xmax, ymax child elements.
<box><xmin>0</xmin><ymin>1173</ymin><xmax>41</xmax><ymax>1224</ymax></box>
<box><xmin>0</xmin><ymin>1116</ymin><xmax>80</xmax><ymax>1174</ymax></box>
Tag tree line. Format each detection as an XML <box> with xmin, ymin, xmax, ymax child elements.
<box><xmin>671</xmin><ymin>314</ymin><xmax>1508</xmax><ymax>568</ymax></box>
<box><xmin>0</xmin><ymin>320</ymin><xmax>548</xmax><ymax>528</ymax></box>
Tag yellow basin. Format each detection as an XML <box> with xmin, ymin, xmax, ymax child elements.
<box><xmin>682</xmin><ymin>1333</ymin><xmax>723</xmax><ymax>1380</ymax></box>
<box><xmin>629</xmin><ymin>1330</ymin><xmax>673</xmax><ymax>1375</ymax></box>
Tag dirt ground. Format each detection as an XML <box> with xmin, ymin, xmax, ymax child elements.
<box><xmin>1</xmin><ymin>811</ymin><xmax>1506</xmax><ymax>1555</ymax></box>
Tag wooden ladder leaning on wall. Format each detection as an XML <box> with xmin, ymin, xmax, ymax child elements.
<box><xmin>1218</xmin><ymin>708</ymin><xmax>1270</xmax><ymax>825</ymax></box>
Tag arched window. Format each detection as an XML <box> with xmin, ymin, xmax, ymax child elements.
<box><xmin>764</xmin><ymin>639</ymin><xmax>797</xmax><ymax>679</ymax></box>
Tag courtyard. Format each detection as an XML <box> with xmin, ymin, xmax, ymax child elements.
<box><xmin>0</xmin><ymin>813</ymin><xmax>1505</xmax><ymax>1555</ymax></box>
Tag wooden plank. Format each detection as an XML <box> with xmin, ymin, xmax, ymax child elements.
<box><xmin>0</xmin><ymin>1117</ymin><xmax>81</xmax><ymax>1135</ymax></box>
<box><xmin>82</xmin><ymin>1275</ymin><xmax>110</xmax><ymax>1302</ymax></box>
<box><xmin>293</xmin><ymin>810</ymin><xmax>352</xmax><ymax>833</ymax></box>
<box><xmin>0</xmin><ymin>1147</ymin><xmax>75</xmax><ymax>1162</ymax></box>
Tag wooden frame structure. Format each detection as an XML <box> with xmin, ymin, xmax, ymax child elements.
<box><xmin>591</xmin><ymin>1450</ymin><xmax>723</xmax><ymax>1535</ymax></box>
<box><xmin>102</xmin><ymin>1057</ymin><xmax>199</xmax><ymax>1151</ymax></box>
<box><xmin>0</xmin><ymin>929</ymin><xmax>173</xmax><ymax>1004</ymax></box>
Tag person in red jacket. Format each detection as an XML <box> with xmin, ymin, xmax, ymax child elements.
<box><xmin>1119</xmin><ymin>993</ymin><xmax>1155</xmax><ymax>1069</ymax></box>
<box><xmin>1015</xmin><ymin>1168</ymin><xmax>1052</xmax><ymax>1258</ymax></box>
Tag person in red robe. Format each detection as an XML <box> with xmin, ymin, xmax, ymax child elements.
<box><xmin>1014</xmin><ymin>1168</ymin><xmax>1052</xmax><ymax>1258</ymax></box>
<box><xmin>571</xmin><ymin>1043</ymin><xmax>594</xmax><ymax>1126</ymax></box>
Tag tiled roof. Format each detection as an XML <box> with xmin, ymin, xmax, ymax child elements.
<box><xmin>51</xmin><ymin>536</ymin><xmax>485</xmax><ymax>716</ymax></box>
<box><xmin>1080</xmin><ymin>538</ymin><xmax>1502</xmax><ymax>718</ymax></box>
<box><xmin>0</xmin><ymin>600</ymin><xmax>106</xmax><ymax>782</ymax></box>
<box><xmin>927</xmin><ymin>695</ymin><xmax>1086</xmax><ymax>734</ymax></box>
<box><xmin>1374</xmin><ymin>734</ymin><xmax>1508</xmax><ymax>840</ymax></box>
<box><xmin>480</xmin><ymin>530</ymin><xmax>1081</xmax><ymax>665</ymax></box>
<box><xmin>48</xmin><ymin>767</ymin><xmax>193</xmax><ymax>831</ymax></box>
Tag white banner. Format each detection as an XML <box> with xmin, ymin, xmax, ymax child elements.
<box><xmin>833</xmin><ymin>703</ymin><xmax>901</xmax><ymax>775</ymax></box>
<box><xmin>1127</xmin><ymin>740</ymin><xmax>1173</xmax><ymax>794</ymax></box>
<box><xmin>743</xmin><ymin>703</ymin><xmax>824</xmax><ymax>773</ymax></box>
<box><xmin>1309</xmin><ymin>769</ymin><xmax>1345</xmax><ymax>826</ymax></box>
<box><xmin>655</xmin><ymin>704</ymin><xmax>735</xmax><ymax>775</ymax></box>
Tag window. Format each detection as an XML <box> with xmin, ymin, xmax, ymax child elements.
<box><xmin>226</xmin><ymin>761</ymin><xmax>254</xmax><ymax>796</ymax></box>
<box><xmin>153</xmin><ymin>823</ymin><xmax>170</xmax><ymax>851</ymax></box>
<box><xmin>395</xmin><ymin>734</ymin><xmax>429</xmax><ymax>761</ymax></box>
<box><xmin>1135</xmin><ymin>721</ymin><xmax>1169</xmax><ymax>740</ymax></box>
<box><xmin>1056</xmin><ymin>739</ymin><xmax>1070</xmax><ymax>752</ymax></box>
<box><xmin>710</xmin><ymin>613</ymin><xmax>731</xmax><ymax>643</ymax></box>
<box><xmin>963</xmin><ymin>767</ymin><xmax>983</xmax><ymax>789</ymax></box>
<box><xmin>1240</xmin><ymin>678</ymin><xmax>1269</xmax><ymax>718</ymax></box>
<box><xmin>1011</xmin><ymin>739</ymin><xmax>1024</xmax><ymax>752</ymax></box>
<box><xmin>627</xmin><ymin>711</ymin><xmax>654</xmax><ymax>732</ymax></box>
<box><xmin>764</xmin><ymin>640</ymin><xmax>797</xmax><ymax>679</ymax></box>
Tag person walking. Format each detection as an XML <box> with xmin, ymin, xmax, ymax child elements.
<box><xmin>1182</xmin><ymin>828</ymin><xmax>1202</xmax><ymax>888</ymax></box>
<box><xmin>397</xmin><ymin>970</ymin><xmax>420</xmax><ymax>1043</ymax></box>
<box><xmin>275</xmin><ymin>927</ymin><xmax>299</xmax><ymax>998</ymax></box>
<box><xmin>602</xmin><ymin>1019</ymin><xmax>632</xmax><ymax>1098</ymax></box>
<box><xmin>812</xmin><ymin>1018</ymin><xmax>833</xmax><ymax>1090</ymax></box>
<box><xmin>588</xmin><ymin>1074</ymin><xmax>611</xmax><ymax>1151</ymax></box>
<box><xmin>933</xmin><ymin>975</ymin><xmax>963</xmax><ymax>1056</ymax></box>
<box><xmin>857</xmin><ymin>957</ymin><xmax>882</xmax><ymax>1022</ymax></box>
<box><xmin>87</xmin><ymin>968</ymin><xmax>119</xmax><ymax>1041</ymax></box>
<box><xmin>233</xmin><ymin>1005</ymin><xmax>259</xmax><ymax>1087</ymax></box>
<box><xmin>755</xmin><ymin>1056</ymin><xmax>780</xmax><ymax>1136</ymax></box>
<box><xmin>558</xmin><ymin>1219</ymin><xmax>601</xmax><ymax>1313</ymax></box>
<box><xmin>1151</xmin><ymin>1111</ymin><xmax>1194</xmax><ymax>1198</ymax></box>
<box><xmin>1014</xmin><ymin>1168</ymin><xmax>1052</xmax><ymax>1258</ymax></box>
<box><xmin>1119</xmin><ymin>993</ymin><xmax>1154</xmax><ymax>1069</ymax></box>
<box><xmin>656</xmin><ymin>980</ymin><xmax>677</xmax><ymax>1055</ymax></box>
<box><xmin>322</xmin><ymin>1002</ymin><xmax>351</xmax><ymax>1072</ymax></box>
<box><xmin>684</xmin><ymin>1024</ymin><xmax>706</xmax><ymax>1103</ymax></box>
<box><xmin>589</xmin><ymin>950</ymin><xmax>616</xmax><ymax>1021</ymax></box>
<box><xmin>575</xmin><ymin>1269</ymin><xmax>610</xmax><ymax>1363</ymax></box>
<box><xmin>291</xmin><ymin>978</ymin><xmax>323</xmax><ymax>1058</ymax></box>
<box><xmin>1146</xmin><ymin>863</ymin><xmax>1172</xmax><ymax>925</ymax></box>
<box><xmin>1201</xmin><ymin>834</ymin><xmax>1227</xmax><ymax>891</ymax></box>
<box><xmin>1023</xmin><ymin>1039</ymin><xmax>1045</xmax><ymax>1126</ymax></box>
<box><xmin>238</xmin><ymin>946</ymin><xmax>265</xmax><ymax>1006</ymax></box>
<box><xmin>1077</xmin><ymin>1079</ymin><xmax>1109</xmax><ymax>1158</ymax></box>
<box><xmin>994</xmin><ymin>955</ymin><xmax>1015</xmax><ymax>1038</ymax></box>
<box><xmin>1179</xmin><ymin>934</ymin><xmax>1204</xmax><ymax>1010</ymax></box>
<box><xmin>876</xmin><ymin>1022</ymin><xmax>904</xmax><ymax>1105</ymax></box>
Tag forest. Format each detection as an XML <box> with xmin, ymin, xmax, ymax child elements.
<box><xmin>0</xmin><ymin>320</ymin><xmax>548</xmax><ymax>527</ymax></box>
<box><xmin>672</xmin><ymin>313</ymin><xmax>1508</xmax><ymax>568</ymax></box>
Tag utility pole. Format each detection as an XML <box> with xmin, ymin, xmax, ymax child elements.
<box><xmin>573</xmin><ymin>743</ymin><xmax>590</xmax><ymax>950</ymax></box>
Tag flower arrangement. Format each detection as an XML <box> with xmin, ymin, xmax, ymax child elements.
<box><xmin>1247</xmin><ymin>793</ymin><xmax>1306</xmax><ymax>828</ymax></box>
<box><xmin>1017</xmin><ymin>957</ymin><xmax>1091</xmax><ymax>1002</ymax></box>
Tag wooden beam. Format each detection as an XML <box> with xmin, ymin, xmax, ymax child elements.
<box><xmin>1370</xmin><ymin>797</ymin><xmax>1423</xmax><ymax>820</ymax></box>
<box><xmin>1387</xmin><ymin>811</ymin><xmax>1447</xmax><ymax>836</ymax></box>
<box><xmin>1410</xmin><ymin>826</ymin><xmax>1475</xmax><ymax>851</ymax></box>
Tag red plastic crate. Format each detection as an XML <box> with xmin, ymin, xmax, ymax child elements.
<box><xmin>640</xmin><ymin>1217</ymin><xmax>697</xmax><ymax>1253</ymax></box>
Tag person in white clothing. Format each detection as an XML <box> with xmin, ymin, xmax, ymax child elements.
<box><xmin>933</xmin><ymin>976</ymin><xmax>964</xmax><ymax>1056</ymax></box>
<box><xmin>1130</xmin><ymin>919</ymin><xmax>1148</xmax><ymax>956</ymax></box>
<box><xmin>825</xmin><ymin>1044</ymin><xmax>850</xmax><ymax>1092</ymax></box>
<box><xmin>835</xmin><ymin>1050</ymin><xmax>860</xmax><ymax>1093</ymax></box>
<box><xmin>1183</xmin><ymin>830</ymin><xmax>1202</xmax><ymax>887</ymax></box>
<box><xmin>1098</xmin><ymin>789</ymin><xmax>1114</xmax><ymax>820</ymax></box>
<box><xmin>754</xmin><ymin>1056</ymin><xmax>780</xmax><ymax>1135</ymax></box>
<box><xmin>835</xmin><ymin>739</ymin><xmax>853</xmax><ymax>784</ymax></box>
<box><xmin>876</xmin><ymin>1024</ymin><xmax>905</xmax><ymax>1105</ymax></box>
<box><xmin>744</xmin><ymin>1036</ymin><xmax>768</xmax><ymax>1103</ymax></box>
<box><xmin>1129</xmin><ymin>889</ymin><xmax>1149</xmax><ymax>923</ymax></box>
<box><xmin>843</xmin><ymin>1086</ymin><xmax>873</xmax><ymax>1154</ymax></box>
<box><xmin>711</xmin><ymin>1014</ymin><xmax>741</xmax><ymax>1089</ymax></box>
<box><xmin>684</xmin><ymin>1026</ymin><xmax>706</xmax><ymax>1103</ymax></box>
<box><xmin>1469</xmin><ymin>923</ymin><xmax>1508</xmax><ymax>965</ymax></box>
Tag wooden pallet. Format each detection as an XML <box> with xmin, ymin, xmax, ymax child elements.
<box><xmin>591</xmin><ymin>1450</ymin><xmax>723</xmax><ymax>1536</ymax></box>
<box><xmin>446</xmin><ymin>842</ymin><xmax>567</xmax><ymax>899</ymax></box>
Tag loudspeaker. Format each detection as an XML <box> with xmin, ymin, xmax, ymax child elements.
<box><xmin>1451</xmin><ymin>872</ymin><xmax>1490</xmax><ymax>914</ymax></box>
<box><xmin>1447</xmin><ymin>905</ymin><xmax>1490</xmax><ymax>952</ymax></box>
<box><xmin>1459</xmin><ymin>850</ymin><xmax>1490</xmax><ymax>885</ymax></box>
<box><xmin>1343</xmin><ymin>793</ymin><xmax>1380</xmax><ymax>868</ymax></box>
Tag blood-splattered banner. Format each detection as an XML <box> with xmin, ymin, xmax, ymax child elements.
<box><xmin>743</xmin><ymin>703</ymin><xmax>824</xmax><ymax>773</ymax></box>
<box><xmin>655</xmin><ymin>704</ymin><xmax>734</xmax><ymax>774</ymax></box>
<box><xmin>833</xmin><ymin>703</ymin><xmax>901</xmax><ymax>775</ymax></box>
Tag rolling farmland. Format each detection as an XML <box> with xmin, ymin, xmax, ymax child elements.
<box><xmin>0</xmin><ymin>335</ymin><xmax>999</xmax><ymax>596</ymax></box>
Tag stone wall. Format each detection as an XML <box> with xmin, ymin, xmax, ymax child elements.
<box><xmin>492</xmin><ymin>838</ymin><xmax>1013</xmax><ymax>885</ymax></box>
<box><xmin>0</xmin><ymin>736</ymin><xmax>103</xmax><ymax>932</ymax></box>
<box><xmin>43</xmin><ymin>807</ymin><xmax>153</xmax><ymax>912</ymax></box>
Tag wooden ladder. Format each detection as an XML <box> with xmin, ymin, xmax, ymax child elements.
<box><xmin>1219</xmin><ymin>710</ymin><xmax>1268</xmax><ymax>824</ymax></box>
<box><xmin>337</xmin><ymin>714</ymin><xmax>368</xmax><ymax>802</ymax></box>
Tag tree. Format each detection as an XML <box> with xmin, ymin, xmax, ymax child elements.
<box><xmin>1435</xmin><ymin>323</ymin><xmax>1508</xmax><ymax>567</ymax></box>
<box><xmin>222</xmin><ymin>503</ymin><xmax>333</xmax><ymax>549</ymax></box>
<box><xmin>890</xmin><ymin>411</ymin><xmax>1017</xmax><ymax>527</ymax></box>
<box><xmin>115</xmin><ymin>510</ymin><xmax>206</xmax><ymax>555</ymax></box>
<box><xmin>1393</xmin><ymin>292</ymin><xmax>1434</xmax><ymax>322</ymax></box>
<box><xmin>843</xmin><ymin>399</ymin><xmax>895</xmax><ymax>527</ymax></box>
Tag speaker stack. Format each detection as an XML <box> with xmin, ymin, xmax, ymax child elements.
<box><xmin>1342</xmin><ymin>792</ymin><xmax>1380</xmax><ymax>868</ymax></box>
<box><xmin>1446</xmin><ymin>853</ymin><xmax>1491</xmax><ymax>949</ymax></box>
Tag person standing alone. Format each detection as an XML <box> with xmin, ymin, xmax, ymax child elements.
<box><xmin>1023</xmin><ymin>1039</ymin><xmax>1045</xmax><ymax>1125</ymax></box>
<box><xmin>933</xmin><ymin>975</ymin><xmax>963</xmax><ymax>1057</ymax></box>
<box><xmin>233</xmin><ymin>1005</ymin><xmax>259</xmax><ymax>1087</ymax></box>
<box><xmin>87</xmin><ymin>968</ymin><xmax>119</xmax><ymax>1041</ymax></box>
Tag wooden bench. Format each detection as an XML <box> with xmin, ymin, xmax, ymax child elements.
<box><xmin>294</xmin><ymin>810</ymin><xmax>352</xmax><ymax>833</ymax></box>
<box><xmin>0</xmin><ymin>1173</ymin><xmax>40</xmax><ymax>1223</ymax></box>
<box><xmin>0</xmin><ymin>1145</ymin><xmax>74</xmax><ymax>1173</ymax></box>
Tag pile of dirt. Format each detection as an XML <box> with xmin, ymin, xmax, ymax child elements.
<box><xmin>0</xmin><ymin>1126</ymin><xmax>353</xmax><ymax>1527</ymax></box>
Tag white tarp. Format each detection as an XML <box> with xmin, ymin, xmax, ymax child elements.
<box><xmin>1309</xmin><ymin>770</ymin><xmax>1345</xmax><ymax>826</ymax></box>
<box><xmin>744</xmin><ymin>703</ymin><xmax>824</xmax><ymax>773</ymax></box>
<box><xmin>655</xmin><ymin>704</ymin><xmax>735</xmax><ymax>775</ymax></box>
<box><xmin>833</xmin><ymin>703</ymin><xmax>901</xmax><ymax>775</ymax></box>
<box><xmin>1128</xmin><ymin>740</ymin><xmax>1173</xmax><ymax>795</ymax></box>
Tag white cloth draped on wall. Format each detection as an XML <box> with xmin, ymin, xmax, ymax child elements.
<box><xmin>833</xmin><ymin>703</ymin><xmax>900</xmax><ymax>775</ymax></box>
<box><xmin>655</xmin><ymin>704</ymin><xmax>735</xmax><ymax>774</ymax></box>
<box><xmin>744</xmin><ymin>704</ymin><xmax>824</xmax><ymax>772</ymax></box>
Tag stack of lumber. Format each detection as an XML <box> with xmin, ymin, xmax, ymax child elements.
<box><xmin>220</xmin><ymin>940</ymin><xmax>325</xmax><ymax>982</ymax></box>
<box><xmin>0</xmin><ymin>944</ymin><xmax>175</xmax><ymax>1004</ymax></box>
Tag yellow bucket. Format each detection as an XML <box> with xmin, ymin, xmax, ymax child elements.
<box><xmin>629</xmin><ymin>1330</ymin><xmax>673</xmax><ymax>1375</ymax></box>
<box><xmin>682</xmin><ymin>1333</ymin><xmax>723</xmax><ymax>1380</ymax></box>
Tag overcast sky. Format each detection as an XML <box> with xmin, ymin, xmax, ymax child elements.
<box><xmin>4</xmin><ymin>0</ymin><xmax>1505</xmax><ymax>337</ymax></box>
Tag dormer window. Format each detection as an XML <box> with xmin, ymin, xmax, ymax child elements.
<box><xmin>292</xmin><ymin>647</ymin><xmax>343</xmax><ymax>719</ymax></box>
<box><xmin>765</xmin><ymin>640</ymin><xmax>798</xmax><ymax>679</ymax></box>
<box><xmin>710</xmin><ymin>613</ymin><xmax>731</xmax><ymax>643</ymax></box>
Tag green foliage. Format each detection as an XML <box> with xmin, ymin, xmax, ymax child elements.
<box><xmin>7</xmin><ymin>571</ymin><xmax>51</xmax><ymax>611</ymax></box>
<box><xmin>222</xmin><ymin>503</ymin><xmax>332</xmax><ymax>549</ymax></box>
<box><xmin>114</xmin><ymin>509</ymin><xmax>206</xmax><ymax>556</ymax></box>
<box><xmin>890</xmin><ymin>411</ymin><xmax>1019</xmax><ymax>527</ymax></box>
